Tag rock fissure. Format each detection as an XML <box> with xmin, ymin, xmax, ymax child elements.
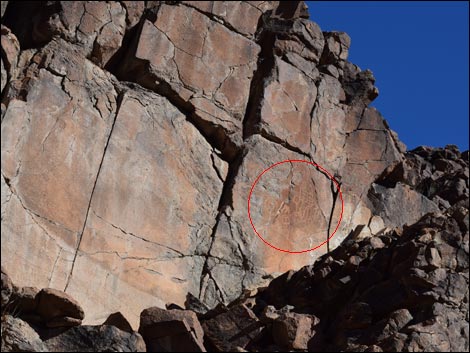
<box><xmin>64</xmin><ymin>90</ymin><xmax>125</xmax><ymax>292</ymax></box>
<box><xmin>91</xmin><ymin>210</ymin><xmax>186</xmax><ymax>257</ymax></box>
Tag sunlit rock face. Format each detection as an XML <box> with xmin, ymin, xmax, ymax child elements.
<box><xmin>2</xmin><ymin>1</ymin><xmax>421</xmax><ymax>327</ymax></box>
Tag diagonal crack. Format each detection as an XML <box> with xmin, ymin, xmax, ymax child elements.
<box><xmin>48</xmin><ymin>248</ymin><xmax>62</xmax><ymax>287</ymax></box>
<box><xmin>64</xmin><ymin>90</ymin><xmax>125</xmax><ymax>292</ymax></box>
<box><xmin>1</xmin><ymin>172</ymin><xmax>75</xmax><ymax>241</ymax></box>
<box><xmin>178</xmin><ymin>2</ymin><xmax>259</xmax><ymax>40</ymax></box>
<box><xmin>198</xmin><ymin>148</ymin><xmax>245</xmax><ymax>301</ymax></box>
<box><xmin>92</xmin><ymin>210</ymin><xmax>185</xmax><ymax>257</ymax></box>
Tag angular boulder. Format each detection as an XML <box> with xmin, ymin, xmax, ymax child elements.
<box><xmin>36</xmin><ymin>288</ymin><xmax>84</xmax><ymax>322</ymax></box>
<box><xmin>139</xmin><ymin>307</ymin><xmax>206</xmax><ymax>352</ymax></box>
<box><xmin>1</xmin><ymin>315</ymin><xmax>47</xmax><ymax>352</ymax></box>
<box><xmin>45</xmin><ymin>325</ymin><xmax>146</xmax><ymax>352</ymax></box>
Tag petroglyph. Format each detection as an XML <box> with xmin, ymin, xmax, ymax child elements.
<box><xmin>250</xmin><ymin>162</ymin><xmax>332</xmax><ymax>250</ymax></box>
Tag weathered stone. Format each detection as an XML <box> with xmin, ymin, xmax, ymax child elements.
<box><xmin>320</xmin><ymin>31</ymin><xmax>351</xmax><ymax>66</ymax></box>
<box><xmin>369</xmin><ymin>216</ymin><xmax>385</xmax><ymax>235</ymax></box>
<box><xmin>368</xmin><ymin>183</ymin><xmax>440</xmax><ymax>229</ymax></box>
<box><xmin>1</xmin><ymin>57</ymin><xmax>6</xmax><ymax>92</ymax></box>
<box><xmin>258</xmin><ymin>57</ymin><xmax>317</xmax><ymax>153</ymax></box>
<box><xmin>1</xmin><ymin>315</ymin><xmax>47</xmax><ymax>352</ymax></box>
<box><xmin>10</xmin><ymin>286</ymin><xmax>40</xmax><ymax>314</ymax></box>
<box><xmin>272</xmin><ymin>312</ymin><xmax>318</xmax><ymax>350</ymax></box>
<box><xmin>121</xmin><ymin>1</ymin><xmax>145</xmax><ymax>29</ymax></box>
<box><xmin>1</xmin><ymin>26</ymin><xmax>20</xmax><ymax>73</ymax></box>
<box><xmin>36</xmin><ymin>288</ymin><xmax>84</xmax><ymax>321</ymax></box>
<box><xmin>369</xmin><ymin>237</ymin><xmax>385</xmax><ymax>249</ymax></box>
<box><xmin>203</xmin><ymin>135</ymin><xmax>339</xmax><ymax>308</ymax></box>
<box><xmin>65</xmin><ymin>87</ymin><xmax>225</xmax><ymax>327</ymax></box>
<box><xmin>202</xmin><ymin>304</ymin><xmax>262</xmax><ymax>350</ymax></box>
<box><xmin>1</xmin><ymin>1</ymin><xmax>8</xmax><ymax>18</ymax></box>
<box><xmin>260</xmin><ymin>305</ymin><xmax>280</xmax><ymax>322</ymax></box>
<box><xmin>272</xmin><ymin>1</ymin><xmax>309</xmax><ymax>20</ymax></box>
<box><xmin>119</xmin><ymin>3</ymin><xmax>260</xmax><ymax>157</ymax></box>
<box><xmin>139</xmin><ymin>307</ymin><xmax>206</xmax><ymax>352</ymax></box>
<box><xmin>1</xmin><ymin>25</ymin><xmax>20</xmax><ymax>92</ymax></box>
<box><xmin>45</xmin><ymin>316</ymin><xmax>82</xmax><ymax>328</ymax></box>
<box><xmin>3</xmin><ymin>2</ymin><xmax>126</xmax><ymax>67</ymax></box>
<box><xmin>426</xmin><ymin>247</ymin><xmax>442</xmax><ymax>269</ymax></box>
<box><xmin>103</xmin><ymin>312</ymin><xmax>133</xmax><ymax>333</ymax></box>
<box><xmin>1</xmin><ymin>38</ymin><xmax>119</xmax><ymax>293</ymax></box>
<box><xmin>271</xmin><ymin>18</ymin><xmax>325</xmax><ymax>64</ymax></box>
<box><xmin>181</xmin><ymin>1</ymin><xmax>267</xmax><ymax>37</ymax></box>
<box><xmin>45</xmin><ymin>325</ymin><xmax>146</xmax><ymax>352</ymax></box>
<box><xmin>1</xmin><ymin>4</ymin><xmax>467</xmax><ymax>351</ymax></box>
<box><xmin>1</xmin><ymin>267</ymin><xmax>13</xmax><ymax>307</ymax></box>
<box><xmin>185</xmin><ymin>292</ymin><xmax>210</xmax><ymax>316</ymax></box>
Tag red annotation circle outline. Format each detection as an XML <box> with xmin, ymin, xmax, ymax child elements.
<box><xmin>247</xmin><ymin>159</ymin><xmax>344</xmax><ymax>254</ymax></box>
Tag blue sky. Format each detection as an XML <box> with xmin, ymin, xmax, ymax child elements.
<box><xmin>306</xmin><ymin>1</ymin><xmax>469</xmax><ymax>151</ymax></box>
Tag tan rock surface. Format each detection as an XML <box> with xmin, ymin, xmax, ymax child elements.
<box><xmin>65</xmin><ymin>88</ymin><xmax>226</xmax><ymax>327</ymax></box>
<box><xmin>119</xmin><ymin>3</ymin><xmax>260</xmax><ymax>157</ymax></box>
<box><xmin>201</xmin><ymin>135</ymin><xmax>342</xmax><ymax>307</ymax></box>
<box><xmin>1</xmin><ymin>1</ymin><xmax>421</xmax><ymax>330</ymax></box>
<box><xmin>1</xmin><ymin>39</ymin><xmax>119</xmax><ymax>292</ymax></box>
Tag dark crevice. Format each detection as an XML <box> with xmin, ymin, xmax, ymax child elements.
<box><xmin>3</xmin><ymin>175</ymin><xmax>11</xmax><ymax>187</ymax></box>
<box><xmin>104</xmin><ymin>19</ymin><xmax>142</xmax><ymax>74</ymax></box>
<box><xmin>64</xmin><ymin>90</ymin><xmax>125</xmax><ymax>292</ymax></box>
<box><xmin>105</xmin><ymin>2</ymin><xmax>163</xmax><ymax>73</ymax></box>
<box><xmin>216</xmin><ymin>149</ymin><xmax>245</xmax><ymax>211</ymax></box>
<box><xmin>242</xmin><ymin>15</ymin><xmax>276</xmax><ymax>140</ymax></box>
<box><xmin>198</xmin><ymin>212</ymin><xmax>223</xmax><ymax>301</ymax></box>
<box><xmin>198</xmin><ymin>146</ymin><xmax>246</xmax><ymax>301</ymax></box>
<box><xmin>2</xmin><ymin>1</ymin><xmax>60</xmax><ymax>50</ymax></box>
<box><xmin>259</xmin><ymin>129</ymin><xmax>310</xmax><ymax>158</ymax></box>
<box><xmin>327</xmin><ymin>180</ymin><xmax>342</xmax><ymax>253</ymax></box>
<box><xmin>178</xmin><ymin>2</ymin><xmax>255</xmax><ymax>39</ymax></box>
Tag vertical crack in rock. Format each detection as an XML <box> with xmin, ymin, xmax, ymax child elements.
<box><xmin>309</xmin><ymin>80</ymin><xmax>321</xmax><ymax>156</ymax></box>
<box><xmin>242</xmin><ymin>15</ymin><xmax>276</xmax><ymax>140</ymax></box>
<box><xmin>199</xmin><ymin>211</ymin><xmax>225</xmax><ymax>302</ymax></box>
<box><xmin>326</xmin><ymin>178</ymin><xmax>342</xmax><ymax>253</ymax></box>
<box><xmin>198</xmin><ymin>149</ymin><xmax>246</xmax><ymax>301</ymax></box>
<box><xmin>64</xmin><ymin>90</ymin><xmax>125</xmax><ymax>292</ymax></box>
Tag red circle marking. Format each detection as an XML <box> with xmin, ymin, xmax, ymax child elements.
<box><xmin>247</xmin><ymin>159</ymin><xmax>344</xmax><ymax>254</ymax></box>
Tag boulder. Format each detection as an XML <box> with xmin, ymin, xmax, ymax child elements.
<box><xmin>1</xmin><ymin>267</ymin><xmax>13</xmax><ymax>307</ymax></box>
<box><xmin>202</xmin><ymin>304</ymin><xmax>262</xmax><ymax>351</ymax></box>
<box><xmin>1</xmin><ymin>315</ymin><xmax>47</xmax><ymax>352</ymax></box>
<box><xmin>103</xmin><ymin>312</ymin><xmax>133</xmax><ymax>333</ymax></box>
<box><xmin>45</xmin><ymin>325</ymin><xmax>146</xmax><ymax>352</ymax></box>
<box><xmin>139</xmin><ymin>307</ymin><xmax>206</xmax><ymax>352</ymax></box>
<box><xmin>36</xmin><ymin>288</ymin><xmax>84</xmax><ymax>321</ymax></box>
<box><xmin>272</xmin><ymin>312</ymin><xmax>319</xmax><ymax>350</ymax></box>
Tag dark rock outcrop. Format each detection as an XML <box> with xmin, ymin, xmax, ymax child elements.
<box><xmin>44</xmin><ymin>325</ymin><xmax>146</xmax><ymax>352</ymax></box>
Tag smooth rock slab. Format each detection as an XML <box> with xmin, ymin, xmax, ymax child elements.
<box><xmin>259</xmin><ymin>57</ymin><xmax>317</xmax><ymax>153</ymax></box>
<box><xmin>1</xmin><ymin>39</ymin><xmax>119</xmax><ymax>291</ymax></box>
<box><xmin>66</xmin><ymin>88</ymin><xmax>226</xmax><ymax>328</ymax></box>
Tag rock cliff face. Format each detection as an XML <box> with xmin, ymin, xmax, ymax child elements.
<box><xmin>1</xmin><ymin>2</ymin><xmax>468</xmax><ymax>350</ymax></box>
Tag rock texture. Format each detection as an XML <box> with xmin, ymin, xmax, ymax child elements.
<box><xmin>1</xmin><ymin>2</ymin><xmax>468</xmax><ymax>351</ymax></box>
